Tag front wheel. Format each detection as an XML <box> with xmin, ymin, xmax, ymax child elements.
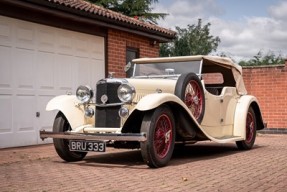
<box><xmin>53</xmin><ymin>112</ymin><xmax>87</xmax><ymax>162</ymax></box>
<box><xmin>140</xmin><ymin>105</ymin><xmax>175</xmax><ymax>168</ymax></box>
<box><xmin>236</xmin><ymin>107</ymin><xmax>257</xmax><ymax>150</ymax></box>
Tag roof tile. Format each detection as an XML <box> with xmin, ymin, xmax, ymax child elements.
<box><xmin>47</xmin><ymin>0</ymin><xmax>176</xmax><ymax>37</ymax></box>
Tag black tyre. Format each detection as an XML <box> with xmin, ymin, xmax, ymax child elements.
<box><xmin>53</xmin><ymin>112</ymin><xmax>87</xmax><ymax>162</ymax></box>
<box><xmin>236</xmin><ymin>107</ymin><xmax>257</xmax><ymax>150</ymax></box>
<box><xmin>175</xmin><ymin>73</ymin><xmax>205</xmax><ymax>123</ymax></box>
<box><xmin>140</xmin><ymin>105</ymin><xmax>175</xmax><ymax>168</ymax></box>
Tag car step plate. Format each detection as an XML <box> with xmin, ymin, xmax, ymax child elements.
<box><xmin>69</xmin><ymin>140</ymin><xmax>106</xmax><ymax>152</ymax></box>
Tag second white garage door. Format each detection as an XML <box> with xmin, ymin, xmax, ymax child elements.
<box><xmin>0</xmin><ymin>16</ymin><xmax>105</xmax><ymax>148</ymax></box>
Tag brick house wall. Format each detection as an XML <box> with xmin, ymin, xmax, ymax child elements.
<box><xmin>242</xmin><ymin>60</ymin><xmax>287</xmax><ymax>131</ymax></box>
<box><xmin>108</xmin><ymin>29</ymin><xmax>159</xmax><ymax>78</ymax></box>
<box><xmin>107</xmin><ymin>27</ymin><xmax>287</xmax><ymax>131</ymax></box>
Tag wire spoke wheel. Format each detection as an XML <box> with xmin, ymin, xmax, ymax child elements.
<box><xmin>236</xmin><ymin>107</ymin><xmax>257</xmax><ymax>150</ymax></box>
<box><xmin>140</xmin><ymin>105</ymin><xmax>175</xmax><ymax>168</ymax></box>
<box><xmin>184</xmin><ymin>80</ymin><xmax>204</xmax><ymax>120</ymax></box>
<box><xmin>175</xmin><ymin>73</ymin><xmax>205</xmax><ymax>123</ymax></box>
<box><xmin>153</xmin><ymin>114</ymin><xmax>173</xmax><ymax>159</ymax></box>
<box><xmin>246</xmin><ymin>111</ymin><xmax>255</xmax><ymax>143</ymax></box>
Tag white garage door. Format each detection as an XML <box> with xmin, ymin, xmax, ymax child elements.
<box><xmin>0</xmin><ymin>16</ymin><xmax>105</xmax><ymax>148</ymax></box>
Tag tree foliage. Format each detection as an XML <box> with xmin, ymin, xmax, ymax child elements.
<box><xmin>160</xmin><ymin>19</ymin><xmax>221</xmax><ymax>57</ymax></box>
<box><xmin>239</xmin><ymin>50</ymin><xmax>285</xmax><ymax>66</ymax></box>
<box><xmin>88</xmin><ymin>0</ymin><xmax>167</xmax><ymax>23</ymax></box>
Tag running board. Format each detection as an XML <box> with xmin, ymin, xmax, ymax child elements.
<box><xmin>212</xmin><ymin>135</ymin><xmax>243</xmax><ymax>143</ymax></box>
<box><xmin>214</xmin><ymin>136</ymin><xmax>242</xmax><ymax>140</ymax></box>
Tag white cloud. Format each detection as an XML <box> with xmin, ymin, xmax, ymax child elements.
<box><xmin>154</xmin><ymin>0</ymin><xmax>224</xmax><ymax>29</ymax></box>
<box><xmin>154</xmin><ymin>0</ymin><xmax>287</xmax><ymax>61</ymax></box>
<box><xmin>168</xmin><ymin>0</ymin><xmax>224</xmax><ymax>18</ymax></box>
<box><xmin>212</xmin><ymin>16</ymin><xmax>286</xmax><ymax>60</ymax></box>
<box><xmin>268</xmin><ymin>1</ymin><xmax>287</xmax><ymax>20</ymax></box>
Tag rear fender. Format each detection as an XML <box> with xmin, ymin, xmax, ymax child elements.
<box><xmin>46</xmin><ymin>95</ymin><xmax>95</xmax><ymax>129</ymax></box>
<box><xmin>233</xmin><ymin>95</ymin><xmax>265</xmax><ymax>138</ymax></box>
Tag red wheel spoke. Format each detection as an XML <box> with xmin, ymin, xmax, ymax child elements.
<box><xmin>184</xmin><ymin>80</ymin><xmax>203</xmax><ymax>120</ymax></box>
<box><xmin>153</xmin><ymin>114</ymin><xmax>172</xmax><ymax>159</ymax></box>
<box><xmin>246</xmin><ymin>112</ymin><xmax>255</xmax><ymax>143</ymax></box>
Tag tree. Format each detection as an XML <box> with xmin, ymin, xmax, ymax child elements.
<box><xmin>239</xmin><ymin>50</ymin><xmax>285</xmax><ymax>66</ymax></box>
<box><xmin>159</xmin><ymin>42</ymin><xmax>172</xmax><ymax>57</ymax></box>
<box><xmin>160</xmin><ymin>19</ymin><xmax>221</xmax><ymax>57</ymax></box>
<box><xmin>88</xmin><ymin>0</ymin><xmax>167</xmax><ymax>23</ymax></box>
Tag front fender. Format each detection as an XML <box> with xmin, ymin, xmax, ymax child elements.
<box><xmin>134</xmin><ymin>93</ymin><xmax>201</xmax><ymax>127</ymax></box>
<box><xmin>46</xmin><ymin>95</ymin><xmax>94</xmax><ymax>129</ymax></box>
<box><xmin>135</xmin><ymin>93</ymin><xmax>186</xmax><ymax>111</ymax></box>
<box><xmin>233</xmin><ymin>95</ymin><xmax>265</xmax><ymax>138</ymax></box>
<box><xmin>121</xmin><ymin>93</ymin><xmax>202</xmax><ymax>137</ymax></box>
<box><xmin>130</xmin><ymin>93</ymin><xmax>227</xmax><ymax>142</ymax></box>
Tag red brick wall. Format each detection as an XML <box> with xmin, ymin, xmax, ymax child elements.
<box><xmin>108</xmin><ymin>29</ymin><xmax>287</xmax><ymax>129</ymax></box>
<box><xmin>107</xmin><ymin>29</ymin><xmax>159</xmax><ymax>78</ymax></box>
<box><xmin>242</xmin><ymin>61</ymin><xmax>287</xmax><ymax>128</ymax></box>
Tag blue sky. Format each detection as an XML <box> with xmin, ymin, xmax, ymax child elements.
<box><xmin>159</xmin><ymin>0</ymin><xmax>277</xmax><ymax>19</ymax></box>
<box><xmin>153</xmin><ymin>0</ymin><xmax>287</xmax><ymax>61</ymax></box>
<box><xmin>216</xmin><ymin>0</ymin><xmax>277</xmax><ymax>20</ymax></box>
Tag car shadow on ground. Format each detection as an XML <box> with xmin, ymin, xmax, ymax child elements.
<box><xmin>171</xmin><ymin>143</ymin><xmax>263</xmax><ymax>164</ymax></box>
<box><xmin>170</xmin><ymin>143</ymin><xmax>239</xmax><ymax>166</ymax></box>
<box><xmin>83</xmin><ymin>150</ymin><xmax>144</xmax><ymax>168</ymax></box>
<box><xmin>56</xmin><ymin>143</ymin><xmax>263</xmax><ymax>169</ymax></box>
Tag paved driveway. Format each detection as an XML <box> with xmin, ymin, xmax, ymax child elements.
<box><xmin>0</xmin><ymin>134</ymin><xmax>286</xmax><ymax>192</ymax></box>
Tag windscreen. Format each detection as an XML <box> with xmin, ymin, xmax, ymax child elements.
<box><xmin>133</xmin><ymin>60</ymin><xmax>202</xmax><ymax>77</ymax></box>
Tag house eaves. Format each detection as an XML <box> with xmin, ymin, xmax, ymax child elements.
<box><xmin>1</xmin><ymin>0</ymin><xmax>176</xmax><ymax>42</ymax></box>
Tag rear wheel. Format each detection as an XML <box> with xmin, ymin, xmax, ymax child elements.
<box><xmin>140</xmin><ymin>105</ymin><xmax>175</xmax><ymax>168</ymax></box>
<box><xmin>53</xmin><ymin>112</ymin><xmax>87</xmax><ymax>162</ymax></box>
<box><xmin>236</xmin><ymin>107</ymin><xmax>257</xmax><ymax>150</ymax></box>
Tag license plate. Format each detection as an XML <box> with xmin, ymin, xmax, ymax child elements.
<box><xmin>69</xmin><ymin>140</ymin><xmax>106</xmax><ymax>152</ymax></box>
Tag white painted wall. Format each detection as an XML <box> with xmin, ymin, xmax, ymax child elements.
<box><xmin>0</xmin><ymin>16</ymin><xmax>105</xmax><ymax>148</ymax></box>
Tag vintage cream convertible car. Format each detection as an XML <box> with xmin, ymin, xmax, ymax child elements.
<box><xmin>40</xmin><ymin>55</ymin><xmax>265</xmax><ymax>168</ymax></box>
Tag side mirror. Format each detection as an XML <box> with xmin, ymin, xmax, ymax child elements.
<box><xmin>108</xmin><ymin>72</ymin><xmax>115</xmax><ymax>78</ymax></box>
<box><xmin>165</xmin><ymin>68</ymin><xmax>175</xmax><ymax>75</ymax></box>
<box><xmin>124</xmin><ymin>62</ymin><xmax>132</xmax><ymax>72</ymax></box>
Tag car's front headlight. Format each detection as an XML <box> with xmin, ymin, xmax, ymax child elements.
<box><xmin>76</xmin><ymin>85</ymin><xmax>93</xmax><ymax>104</ymax></box>
<box><xmin>117</xmin><ymin>84</ymin><xmax>135</xmax><ymax>103</ymax></box>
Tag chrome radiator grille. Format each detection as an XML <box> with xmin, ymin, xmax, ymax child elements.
<box><xmin>95</xmin><ymin>81</ymin><xmax>121</xmax><ymax>128</ymax></box>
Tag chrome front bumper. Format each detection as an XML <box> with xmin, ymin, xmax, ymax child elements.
<box><xmin>39</xmin><ymin>130</ymin><xmax>147</xmax><ymax>142</ymax></box>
